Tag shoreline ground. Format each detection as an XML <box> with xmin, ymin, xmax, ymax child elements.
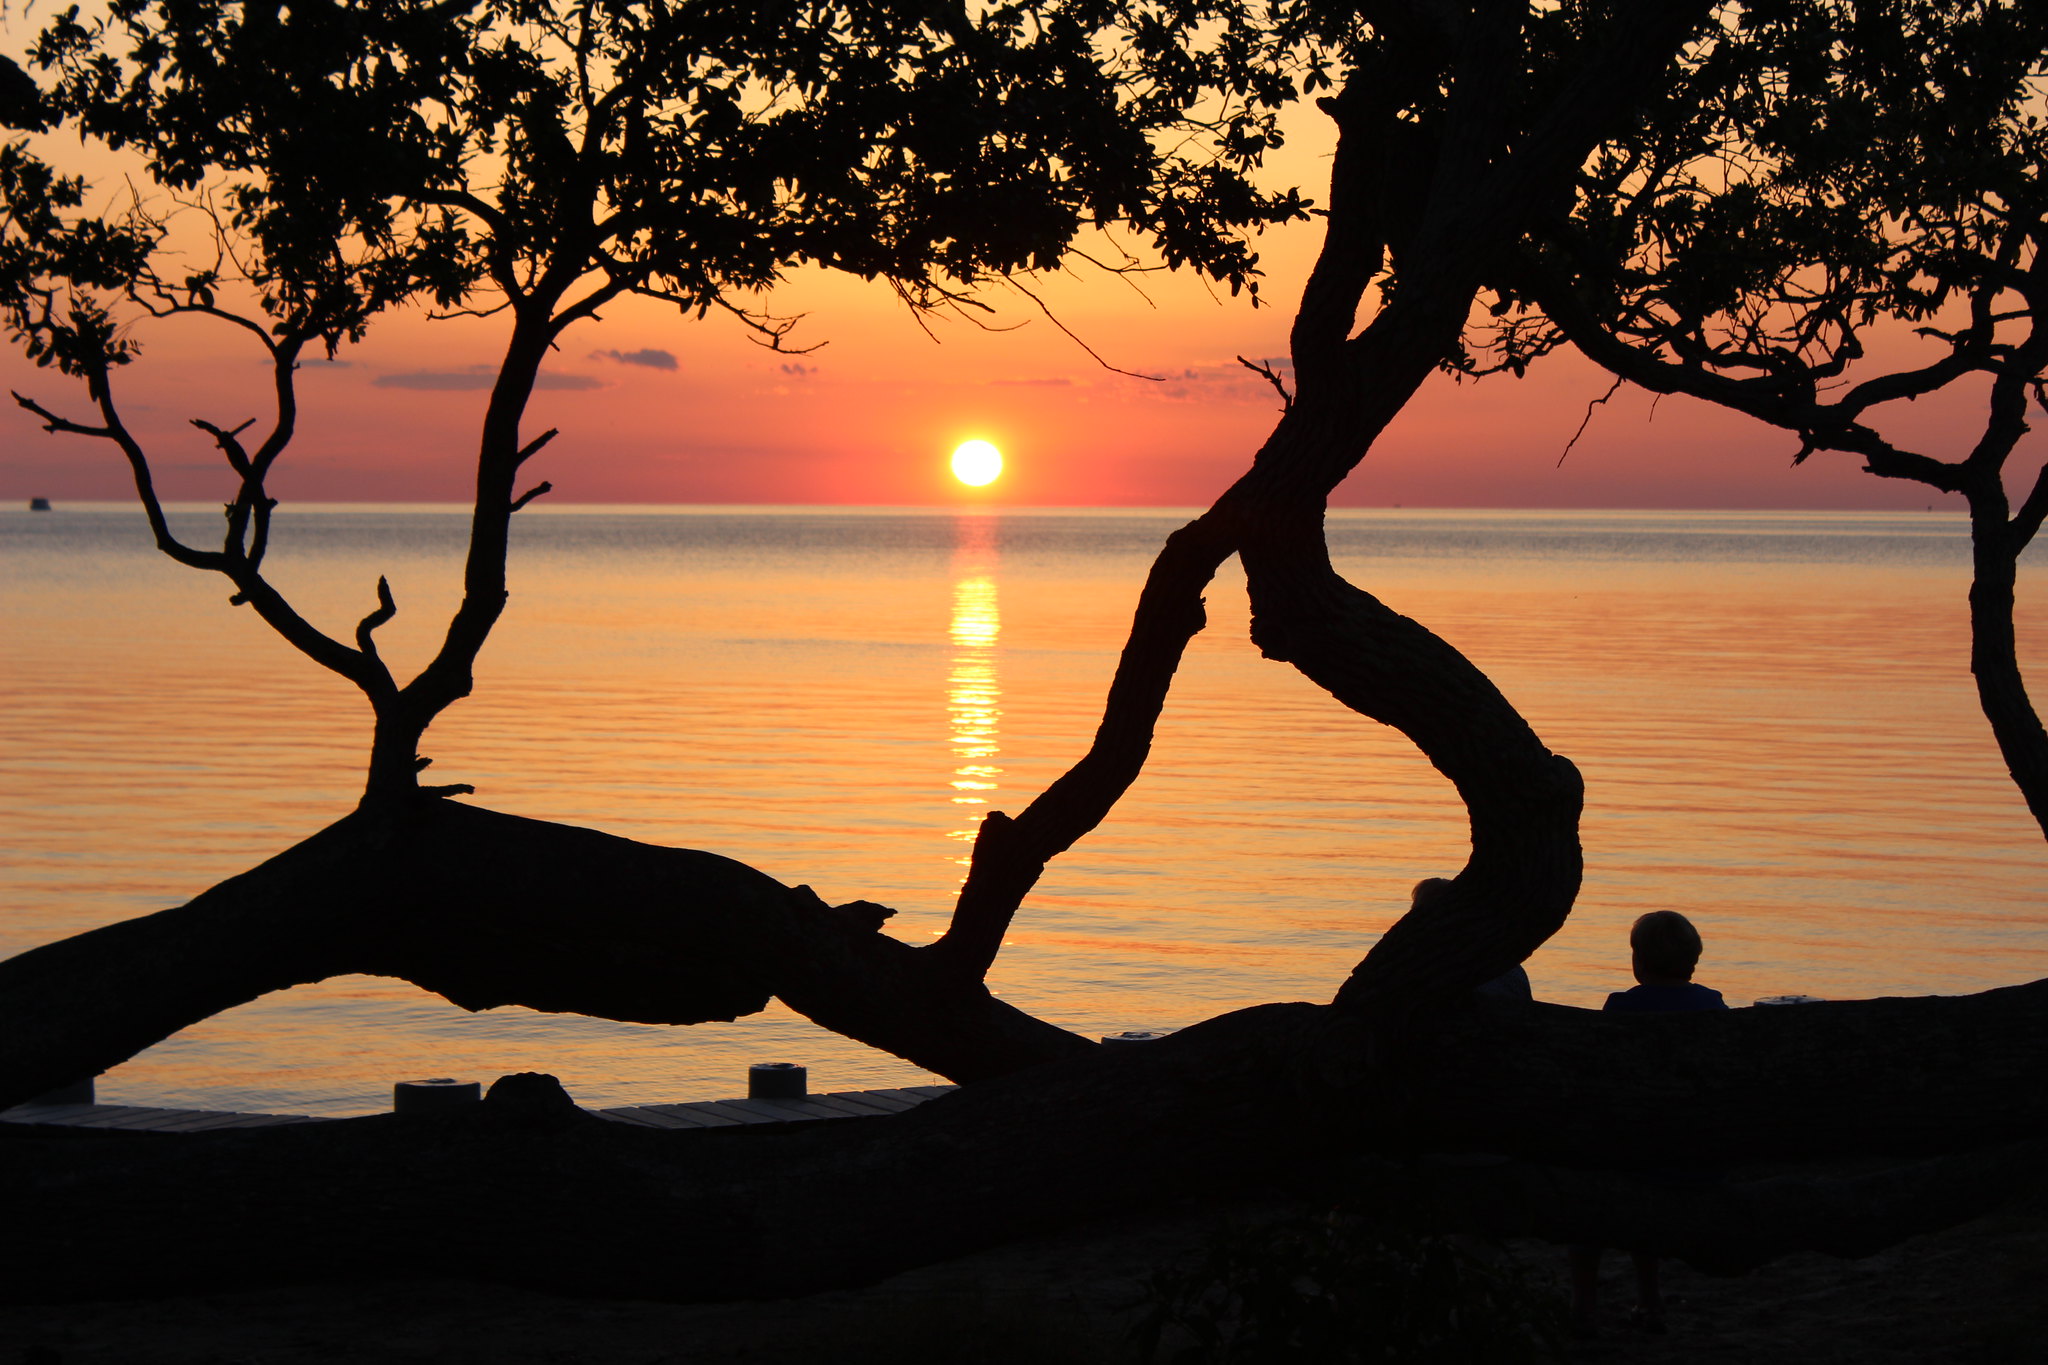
<box><xmin>4</xmin><ymin>1185</ymin><xmax>2040</xmax><ymax>1363</ymax></box>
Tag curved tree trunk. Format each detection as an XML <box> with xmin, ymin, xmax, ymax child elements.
<box><xmin>1967</xmin><ymin>493</ymin><xmax>2048</xmax><ymax>839</ymax></box>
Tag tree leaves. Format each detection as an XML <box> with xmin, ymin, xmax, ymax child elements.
<box><xmin>4</xmin><ymin>0</ymin><xmax>1318</xmax><ymax>377</ymax></box>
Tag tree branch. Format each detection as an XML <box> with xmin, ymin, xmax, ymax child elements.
<box><xmin>355</xmin><ymin>576</ymin><xmax>398</xmax><ymax>661</ymax></box>
<box><xmin>1238</xmin><ymin>355</ymin><xmax>1294</xmax><ymax>412</ymax></box>
<box><xmin>1005</xmin><ymin>277</ymin><xmax>1162</xmax><ymax>381</ymax></box>
<box><xmin>930</xmin><ymin>516</ymin><xmax>1236</xmax><ymax>977</ymax></box>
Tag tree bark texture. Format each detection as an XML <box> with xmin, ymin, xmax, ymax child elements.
<box><xmin>7</xmin><ymin>988</ymin><xmax>2045</xmax><ymax>1304</ymax></box>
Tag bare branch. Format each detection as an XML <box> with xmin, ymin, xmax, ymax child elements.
<box><xmin>510</xmin><ymin>480</ymin><xmax>553</xmax><ymax>513</ymax></box>
<box><xmin>513</xmin><ymin>429</ymin><xmax>559</xmax><ymax>469</ymax></box>
<box><xmin>406</xmin><ymin>758</ymin><xmax>475</xmax><ymax>798</ymax></box>
<box><xmin>13</xmin><ymin>392</ymin><xmax>110</xmax><ymax>438</ymax></box>
<box><xmin>355</xmin><ymin>576</ymin><xmax>398</xmax><ymax>660</ymax></box>
<box><xmin>1007</xmin><ymin>278</ymin><xmax>1163</xmax><ymax>382</ymax></box>
<box><xmin>1237</xmin><ymin>355</ymin><xmax>1294</xmax><ymax>412</ymax></box>
<box><xmin>427</xmin><ymin>298</ymin><xmax>516</xmax><ymax>323</ymax></box>
<box><xmin>130</xmin><ymin>289</ymin><xmax>279</xmax><ymax>357</ymax></box>
<box><xmin>706</xmin><ymin>295</ymin><xmax>825</xmax><ymax>353</ymax></box>
<box><xmin>1557</xmin><ymin>375</ymin><xmax>1623</xmax><ymax>467</ymax></box>
<box><xmin>190</xmin><ymin>416</ymin><xmax>257</xmax><ymax>475</ymax></box>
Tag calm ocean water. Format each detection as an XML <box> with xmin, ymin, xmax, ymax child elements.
<box><xmin>3</xmin><ymin>503</ymin><xmax>2045</xmax><ymax>1116</ymax></box>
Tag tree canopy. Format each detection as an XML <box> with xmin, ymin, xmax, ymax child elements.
<box><xmin>1473</xmin><ymin>0</ymin><xmax>2048</xmax><ymax>835</ymax></box>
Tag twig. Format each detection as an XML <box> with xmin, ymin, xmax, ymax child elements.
<box><xmin>1007</xmin><ymin>278</ymin><xmax>1163</xmax><ymax>381</ymax></box>
<box><xmin>1558</xmin><ymin>375</ymin><xmax>1623</xmax><ymax>467</ymax></box>
<box><xmin>13</xmin><ymin>392</ymin><xmax>111</xmax><ymax>437</ymax></box>
<box><xmin>513</xmin><ymin>429</ymin><xmax>559</xmax><ymax>469</ymax></box>
<box><xmin>355</xmin><ymin>576</ymin><xmax>398</xmax><ymax>659</ymax></box>
<box><xmin>191</xmin><ymin>416</ymin><xmax>258</xmax><ymax>475</ymax></box>
<box><xmin>1237</xmin><ymin>355</ymin><xmax>1293</xmax><ymax>412</ymax></box>
<box><xmin>510</xmin><ymin>480</ymin><xmax>554</xmax><ymax>513</ymax></box>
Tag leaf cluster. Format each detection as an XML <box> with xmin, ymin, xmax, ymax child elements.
<box><xmin>3</xmin><ymin>0</ymin><xmax>1323</xmax><ymax>378</ymax></box>
<box><xmin>1467</xmin><ymin>0</ymin><xmax>2048</xmax><ymax>409</ymax></box>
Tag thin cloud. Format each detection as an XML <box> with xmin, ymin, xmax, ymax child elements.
<box><xmin>990</xmin><ymin>377</ymin><xmax>1073</xmax><ymax>387</ymax></box>
<box><xmin>779</xmin><ymin>361</ymin><xmax>816</xmax><ymax>377</ymax></box>
<box><xmin>594</xmin><ymin>347</ymin><xmax>679</xmax><ymax>371</ymax></box>
<box><xmin>375</xmin><ymin>370</ymin><xmax>605</xmax><ymax>391</ymax></box>
<box><xmin>1152</xmin><ymin>358</ymin><xmax>1294</xmax><ymax>403</ymax></box>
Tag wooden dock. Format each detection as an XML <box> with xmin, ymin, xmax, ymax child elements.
<box><xmin>0</xmin><ymin>1085</ymin><xmax>959</xmax><ymax>1134</ymax></box>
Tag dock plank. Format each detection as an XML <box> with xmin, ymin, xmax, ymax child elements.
<box><xmin>821</xmin><ymin>1089</ymin><xmax>925</xmax><ymax>1113</ymax></box>
<box><xmin>141</xmin><ymin>1111</ymin><xmax>309</xmax><ymax>1133</ymax></box>
<box><xmin>788</xmin><ymin>1092</ymin><xmax>916</xmax><ymax>1120</ymax></box>
<box><xmin>669</xmin><ymin>1099</ymin><xmax>789</xmax><ymax>1126</ymax></box>
<box><xmin>80</xmin><ymin>1107</ymin><xmax>250</xmax><ymax>1132</ymax></box>
<box><xmin>593</xmin><ymin>1107</ymin><xmax>675</xmax><ymax>1128</ymax></box>
<box><xmin>631</xmin><ymin>1103</ymin><xmax>744</xmax><ymax>1129</ymax></box>
<box><xmin>705</xmin><ymin>1096</ymin><xmax>861</xmax><ymax>1124</ymax></box>
<box><xmin>54</xmin><ymin>1106</ymin><xmax>191</xmax><ymax>1130</ymax></box>
<box><xmin>847</xmin><ymin>1089</ymin><xmax>935</xmax><ymax>1111</ymax></box>
<box><xmin>0</xmin><ymin>1103</ymin><xmax>102</xmax><ymax>1125</ymax></box>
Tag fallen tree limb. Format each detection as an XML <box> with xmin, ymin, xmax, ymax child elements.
<box><xmin>0</xmin><ymin>798</ymin><xmax>1092</xmax><ymax>1111</ymax></box>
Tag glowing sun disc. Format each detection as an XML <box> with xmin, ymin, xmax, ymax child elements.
<box><xmin>951</xmin><ymin>440</ymin><xmax>1004</xmax><ymax>487</ymax></box>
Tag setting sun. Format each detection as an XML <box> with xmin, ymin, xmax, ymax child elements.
<box><xmin>950</xmin><ymin>440</ymin><xmax>1004</xmax><ymax>487</ymax></box>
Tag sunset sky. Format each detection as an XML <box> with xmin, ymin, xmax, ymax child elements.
<box><xmin>0</xmin><ymin>99</ymin><xmax>2022</xmax><ymax>512</ymax></box>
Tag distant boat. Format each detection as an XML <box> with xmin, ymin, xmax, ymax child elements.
<box><xmin>28</xmin><ymin>497</ymin><xmax>52</xmax><ymax>512</ymax></box>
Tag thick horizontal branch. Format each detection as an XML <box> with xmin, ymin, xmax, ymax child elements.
<box><xmin>0</xmin><ymin>800</ymin><xmax>1090</xmax><ymax>1112</ymax></box>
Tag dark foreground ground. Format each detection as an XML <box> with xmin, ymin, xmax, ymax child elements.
<box><xmin>3</xmin><ymin>1183</ymin><xmax>2042</xmax><ymax>1365</ymax></box>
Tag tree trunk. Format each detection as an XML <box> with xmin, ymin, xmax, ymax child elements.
<box><xmin>1967</xmin><ymin>494</ymin><xmax>2048</xmax><ymax>839</ymax></box>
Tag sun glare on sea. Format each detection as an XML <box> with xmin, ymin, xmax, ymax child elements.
<box><xmin>951</xmin><ymin>440</ymin><xmax>1004</xmax><ymax>487</ymax></box>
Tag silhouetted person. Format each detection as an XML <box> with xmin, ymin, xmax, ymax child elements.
<box><xmin>1570</xmin><ymin>910</ymin><xmax>1727</xmax><ymax>1335</ymax></box>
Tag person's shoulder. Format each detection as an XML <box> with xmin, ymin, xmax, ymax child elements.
<box><xmin>1604</xmin><ymin>983</ymin><xmax>1727</xmax><ymax>1013</ymax></box>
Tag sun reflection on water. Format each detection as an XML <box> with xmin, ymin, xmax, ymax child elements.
<box><xmin>946</xmin><ymin>517</ymin><xmax>1002</xmax><ymax>870</ymax></box>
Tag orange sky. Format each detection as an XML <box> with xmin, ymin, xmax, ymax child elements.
<box><xmin>0</xmin><ymin>107</ymin><xmax>2025</xmax><ymax>511</ymax></box>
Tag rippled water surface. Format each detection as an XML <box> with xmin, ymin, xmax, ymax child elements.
<box><xmin>3</xmin><ymin>504</ymin><xmax>2044</xmax><ymax>1115</ymax></box>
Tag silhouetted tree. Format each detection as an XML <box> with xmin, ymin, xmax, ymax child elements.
<box><xmin>0</xmin><ymin>0</ymin><xmax>1307</xmax><ymax>1076</ymax></box>
<box><xmin>3</xmin><ymin>1</ymin><xmax>2045</xmax><ymax>1306</ymax></box>
<box><xmin>1492</xmin><ymin>0</ymin><xmax>2048</xmax><ymax>837</ymax></box>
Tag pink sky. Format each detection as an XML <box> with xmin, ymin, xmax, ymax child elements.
<box><xmin>0</xmin><ymin>119</ymin><xmax>2018</xmax><ymax>512</ymax></box>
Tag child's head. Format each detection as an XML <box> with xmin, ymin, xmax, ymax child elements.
<box><xmin>1630</xmin><ymin>910</ymin><xmax>1703</xmax><ymax>984</ymax></box>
